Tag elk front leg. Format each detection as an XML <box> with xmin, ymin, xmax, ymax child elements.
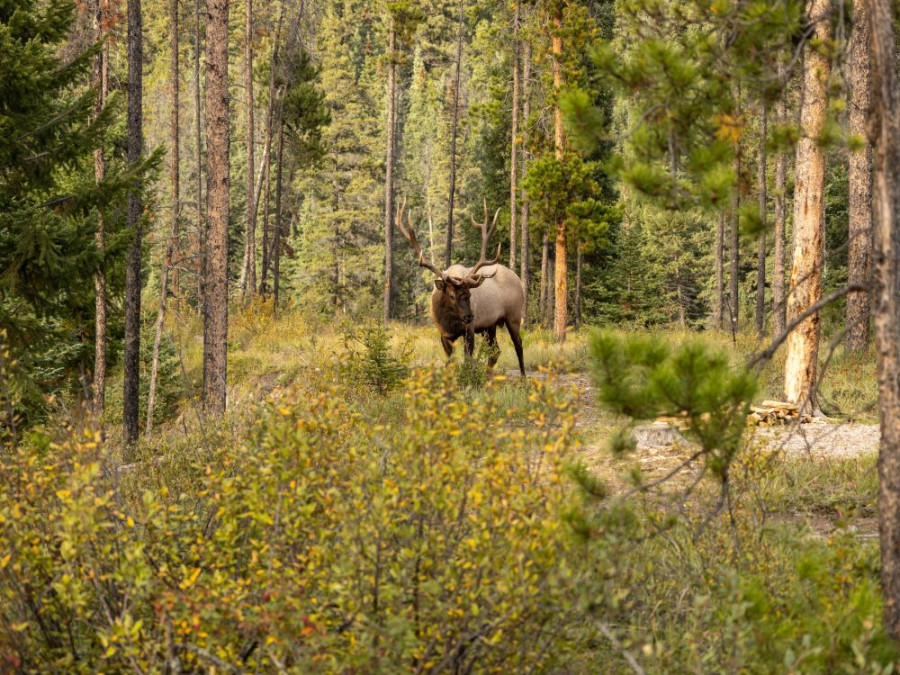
<box><xmin>441</xmin><ymin>335</ymin><xmax>455</xmax><ymax>360</ymax></box>
<box><xmin>464</xmin><ymin>330</ymin><xmax>476</xmax><ymax>357</ymax></box>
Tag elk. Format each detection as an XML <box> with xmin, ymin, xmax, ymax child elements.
<box><xmin>397</xmin><ymin>198</ymin><xmax>526</xmax><ymax>376</ymax></box>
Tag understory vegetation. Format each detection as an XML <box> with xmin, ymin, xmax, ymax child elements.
<box><xmin>0</xmin><ymin>305</ymin><xmax>892</xmax><ymax>673</ymax></box>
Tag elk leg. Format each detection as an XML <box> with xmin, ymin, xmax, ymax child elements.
<box><xmin>464</xmin><ymin>330</ymin><xmax>475</xmax><ymax>357</ymax></box>
<box><xmin>485</xmin><ymin>327</ymin><xmax>499</xmax><ymax>369</ymax></box>
<box><xmin>441</xmin><ymin>335</ymin><xmax>455</xmax><ymax>359</ymax></box>
<box><xmin>506</xmin><ymin>320</ymin><xmax>526</xmax><ymax>376</ymax></box>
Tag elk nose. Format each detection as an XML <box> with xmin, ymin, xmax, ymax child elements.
<box><xmin>463</xmin><ymin>314</ymin><xmax>474</xmax><ymax>324</ymax></box>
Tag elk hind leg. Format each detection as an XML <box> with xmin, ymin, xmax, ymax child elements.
<box><xmin>485</xmin><ymin>327</ymin><xmax>499</xmax><ymax>369</ymax></box>
<box><xmin>506</xmin><ymin>320</ymin><xmax>526</xmax><ymax>376</ymax></box>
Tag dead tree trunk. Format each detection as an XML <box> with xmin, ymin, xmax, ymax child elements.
<box><xmin>240</xmin><ymin>0</ymin><xmax>256</xmax><ymax>300</ymax></box>
<box><xmin>123</xmin><ymin>0</ymin><xmax>144</xmax><ymax>447</ymax></box>
<box><xmin>193</xmin><ymin>0</ymin><xmax>203</xmax><ymax>314</ymax></box>
<box><xmin>783</xmin><ymin>0</ymin><xmax>831</xmax><ymax>412</ymax></box>
<box><xmin>540</xmin><ymin>229</ymin><xmax>549</xmax><ymax>324</ymax></box>
<box><xmin>730</xmin><ymin>111</ymin><xmax>741</xmax><ymax>336</ymax></box>
<box><xmin>773</xmin><ymin>62</ymin><xmax>788</xmax><ymax>337</ymax></box>
<box><xmin>203</xmin><ymin>0</ymin><xmax>230</xmax><ymax>414</ymax></box>
<box><xmin>846</xmin><ymin>0</ymin><xmax>873</xmax><ymax>353</ymax></box>
<box><xmin>273</xmin><ymin>115</ymin><xmax>286</xmax><ymax>307</ymax></box>
<box><xmin>714</xmin><ymin>210</ymin><xmax>724</xmax><ymax>330</ymax></box>
<box><xmin>552</xmin><ymin>8</ymin><xmax>567</xmax><ymax>342</ymax></box>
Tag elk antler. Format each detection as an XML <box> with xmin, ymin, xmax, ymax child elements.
<box><xmin>396</xmin><ymin>196</ymin><xmax>444</xmax><ymax>278</ymax></box>
<box><xmin>470</xmin><ymin>198</ymin><xmax>502</xmax><ymax>260</ymax></box>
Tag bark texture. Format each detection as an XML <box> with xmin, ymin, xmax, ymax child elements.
<box><xmin>241</xmin><ymin>0</ymin><xmax>256</xmax><ymax>299</ymax></box>
<box><xmin>552</xmin><ymin>11</ymin><xmax>567</xmax><ymax>342</ymax></box>
<box><xmin>865</xmin><ymin>0</ymin><xmax>900</xmax><ymax>640</ymax></box>
<box><xmin>203</xmin><ymin>0</ymin><xmax>230</xmax><ymax>414</ymax></box>
<box><xmin>383</xmin><ymin>26</ymin><xmax>397</xmax><ymax>322</ymax></box>
<box><xmin>123</xmin><ymin>0</ymin><xmax>144</xmax><ymax>446</ymax></box>
<box><xmin>783</xmin><ymin>0</ymin><xmax>830</xmax><ymax>410</ymax></box>
<box><xmin>846</xmin><ymin>0</ymin><xmax>873</xmax><ymax>353</ymax></box>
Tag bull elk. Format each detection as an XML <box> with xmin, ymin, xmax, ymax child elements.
<box><xmin>397</xmin><ymin>198</ymin><xmax>526</xmax><ymax>376</ymax></box>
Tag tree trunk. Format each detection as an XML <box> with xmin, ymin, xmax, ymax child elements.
<box><xmin>552</xmin><ymin>9</ymin><xmax>567</xmax><ymax>342</ymax></box>
<box><xmin>756</xmin><ymin>103</ymin><xmax>767</xmax><ymax>336</ymax></box>
<box><xmin>203</xmin><ymin>0</ymin><xmax>230</xmax><ymax>414</ymax></box>
<box><xmin>240</xmin><ymin>0</ymin><xmax>256</xmax><ymax>300</ymax></box>
<box><xmin>540</xmin><ymin>229</ymin><xmax>549</xmax><ymax>324</ymax></box>
<box><xmin>774</xmin><ymin>62</ymin><xmax>787</xmax><ymax>337</ymax></box>
<box><xmin>520</xmin><ymin>39</ymin><xmax>531</xmax><ymax>325</ymax></box>
<box><xmin>260</xmin><ymin>137</ymin><xmax>272</xmax><ymax>293</ymax></box>
<box><xmin>383</xmin><ymin>25</ymin><xmax>397</xmax><ymax>322</ymax></box>
<box><xmin>783</xmin><ymin>0</ymin><xmax>831</xmax><ymax>411</ymax></box>
<box><xmin>194</xmin><ymin>0</ymin><xmax>203</xmax><ymax>314</ymax></box>
<box><xmin>273</xmin><ymin>115</ymin><xmax>285</xmax><ymax>307</ymax></box>
<box><xmin>147</xmin><ymin>0</ymin><xmax>181</xmax><ymax>434</ymax></box>
<box><xmin>846</xmin><ymin>0</ymin><xmax>873</xmax><ymax>353</ymax></box>
<box><xmin>445</xmin><ymin>2</ymin><xmax>463</xmax><ymax>269</ymax></box>
<box><xmin>123</xmin><ymin>0</ymin><xmax>144</xmax><ymax>447</ymax></box>
<box><xmin>575</xmin><ymin>242</ymin><xmax>583</xmax><ymax>329</ymax></box>
<box><xmin>92</xmin><ymin>0</ymin><xmax>108</xmax><ymax>422</ymax></box>
<box><xmin>864</xmin><ymin>0</ymin><xmax>900</xmax><ymax>640</ymax></box>
<box><xmin>508</xmin><ymin>2</ymin><xmax>519</xmax><ymax>270</ymax></box>
<box><xmin>714</xmin><ymin>210</ymin><xmax>724</xmax><ymax>330</ymax></box>
<box><xmin>730</xmin><ymin>121</ymin><xmax>741</xmax><ymax>336</ymax></box>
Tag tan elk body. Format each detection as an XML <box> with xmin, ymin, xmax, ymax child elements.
<box><xmin>398</xmin><ymin>199</ymin><xmax>526</xmax><ymax>376</ymax></box>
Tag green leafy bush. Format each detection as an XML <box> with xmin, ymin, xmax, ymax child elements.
<box><xmin>341</xmin><ymin>323</ymin><xmax>412</xmax><ymax>394</ymax></box>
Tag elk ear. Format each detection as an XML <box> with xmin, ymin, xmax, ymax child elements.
<box><xmin>433</xmin><ymin>279</ymin><xmax>445</xmax><ymax>292</ymax></box>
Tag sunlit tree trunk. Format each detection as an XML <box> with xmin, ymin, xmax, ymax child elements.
<box><xmin>552</xmin><ymin>8</ymin><xmax>567</xmax><ymax>342</ymax></box>
<box><xmin>784</xmin><ymin>0</ymin><xmax>831</xmax><ymax>411</ymax></box>
<box><xmin>846</xmin><ymin>0</ymin><xmax>873</xmax><ymax>353</ymax></box>
<box><xmin>123</xmin><ymin>0</ymin><xmax>143</xmax><ymax>446</ymax></box>
<box><xmin>445</xmin><ymin>1</ymin><xmax>463</xmax><ymax>269</ymax></box>
<box><xmin>193</xmin><ymin>0</ymin><xmax>203</xmax><ymax>315</ymax></box>
<box><xmin>203</xmin><ymin>0</ymin><xmax>230</xmax><ymax>414</ymax></box>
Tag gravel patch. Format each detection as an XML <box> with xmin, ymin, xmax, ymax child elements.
<box><xmin>752</xmin><ymin>421</ymin><xmax>879</xmax><ymax>459</ymax></box>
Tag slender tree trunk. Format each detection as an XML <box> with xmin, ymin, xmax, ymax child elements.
<box><xmin>240</xmin><ymin>0</ymin><xmax>256</xmax><ymax>300</ymax></box>
<box><xmin>445</xmin><ymin>2</ymin><xmax>464</xmax><ymax>269</ymax></box>
<box><xmin>730</xmin><ymin>110</ymin><xmax>741</xmax><ymax>336</ymax></box>
<box><xmin>540</xmin><ymin>229</ymin><xmax>549</xmax><ymax>323</ymax></box>
<box><xmin>520</xmin><ymin>39</ymin><xmax>531</xmax><ymax>324</ymax></box>
<box><xmin>383</xmin><ymin>25</ymin><xmax>397</xmax><ymax>322</ymax></box>
<box><xmin>194</xmin><ymin>0</ymin><xmax>203</xmax><ymax>315</ymax></box>
<box><xmin>714</xmin><ymin>210</ymin><xmax>724</xmax><ymax>329</ymax></box>
<box><xmin>756</xmin><ymin>103</ymin><xmax>767</xmax><ymax>336</ymax></box>
<box><xmin>261</xmin><ymin>139</ymin><xmax>272</xmax><ymax>293</ymax></box>
<box><xmin>273</xmin><ymin>115</ymin><xmax>285</xmax><ymax>306</ymax></box>
<box><xmin>552</xmin><ymin>9</ymin><xmax>567</xmax><ymax>342</ymax></box>
<box><xmin>123</xmin><ymin>0</ymin><xmax>144</xmax><ymax>447</ymax></box>
<box><xmin>575</xmin><ymin>242</ymin><xmax>583</xmax><ymax>329</ymax></box>
<box><xmin>508</xmin><ymin>2</ymin><xmax>520</xmax><ymax>270</ymax></box>
<box><xmin>92</xmin><ymin>0</ymin><xmax>108</xmax><ymax>421</ymax></box>
<box><xmin>846</xmin><ymin>0</ymin><xmax>873</xmax><ymax>353</ymax></box>
<box><xmin>864</xmin><ymin>0</ymin><xmax>900</xmax><ymax>640</ymax></box>
<box><xmin>784</xmin><ymin>0</ymin><xmax>831</xmax><ymax>411</ymax></box>
<box><xmin>774</xmin><ymin>63</ymin><xmax>787</xmax><ymax>337</ymax></box>
<box><xmin>147</xmin><ymin>0</ymin><xmax>181</xmax><ymax>433</ymax></box>
<box><xmin>203</xmin><ymin>0</ymin><xmax>230</xmax><ymax>414</ymax></box>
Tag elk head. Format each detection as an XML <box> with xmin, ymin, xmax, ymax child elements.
<box><xmin>396</xmin><ymin>197</ymin><xmax>500</xmax><ymax>327</ymax></box>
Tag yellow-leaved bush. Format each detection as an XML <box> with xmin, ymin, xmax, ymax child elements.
<box><xmin>0</xmin><ymin>368</ymin><xmax>582</xmax><ymax>673</ymax></box>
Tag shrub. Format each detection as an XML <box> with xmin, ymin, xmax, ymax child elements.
<box><xmin>0</xmin><ymin>368</ymin><xmax>580</xmax><ymax>672</ymax></box>
<box><xmin>341</xmin><ymin>323</ymin><xmax>412</xmax><ymax>394</ymax></box>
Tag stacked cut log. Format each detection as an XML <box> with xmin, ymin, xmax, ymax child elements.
<box><xmin>747</xmin><ymin>400</ymin><xmax>812</xmax><ymax>426</ymax></box>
